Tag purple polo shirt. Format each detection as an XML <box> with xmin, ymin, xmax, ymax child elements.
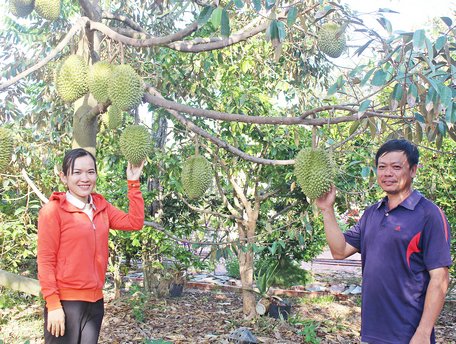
<box><xmin>344</xmin><ymin>190</ymin><xmax>452</xmax><ymax>344</ymax></box>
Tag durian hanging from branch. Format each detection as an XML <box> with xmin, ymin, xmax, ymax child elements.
<box><xmin>181</xmin><ymin>143</ymin><xmax>213</xmax><ymax>200</ymax></box>
<box><xmin>317</xmin><ymin>22</ymin><xmax>347</xmax><ymax>58</ymax></box>
<box><xmin>35</xmin><ymin>0</ymin><xmax>60</xmax><ymax>20</ymax></box>
<box><xmin>88</xmin><ymin>61</ymin><xmax>113</xmax><ymax>104</ymax></box>
<box><xmin>119</xmin><ymin>125</ymin><xmax>152</xmax><ymax>167</ymax></box>
<box><xmin>108</xmin><ymin>64</ymin><xmax>144</xmax><ymax>111</ymax></box>
<box><xmin>0</xmin><ymin>127</ymin><xmax>14</xmax><ymax>171</ymax></box>
<box><xmin>294</xmin><ymin>147</ymin><xmax>335</xmax><ymax>201</ymax></box>
<box><xmin>54</xmin><ymin>54</ymin><xmax>89</xmax><ymax>103</ymax></box>
<box><xmin>9</xmin><ymin>0</ymin><xmax>34</xmax><ymax>18</ymax></box>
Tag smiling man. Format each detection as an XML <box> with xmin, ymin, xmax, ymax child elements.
<box><xmin>315</xmin><ymin>139</ymin><xmax>452</xmax><ymax>344</ymax></box>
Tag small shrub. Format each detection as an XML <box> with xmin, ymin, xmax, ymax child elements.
<box><xmin>225</xmin><ymin>258</ymin><xmax>240</xmax><ymax>279</ymax></box>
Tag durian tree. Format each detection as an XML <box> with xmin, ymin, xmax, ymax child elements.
<box><xmin>1</xmin><ymin>0</ymin><xmax>455</xmax><ymax>319</ymax></box>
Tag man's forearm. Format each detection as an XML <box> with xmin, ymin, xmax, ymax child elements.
<box><xmin>415</xmin><ymin>268</ymin><xmax>449</xmax><ymax>336</ymax></box>
<box><xmin>320</xmin><ymin>208</ymin><xmax>350</xmax><ymax>259</ymax></box>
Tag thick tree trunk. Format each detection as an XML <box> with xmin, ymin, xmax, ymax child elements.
<box><xmin>238</xmin><ymin>218</ymin><xmax>257</xmax><ymax>319</ymax></box>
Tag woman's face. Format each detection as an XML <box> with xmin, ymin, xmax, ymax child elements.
<box><xmin>60</xmin><ymin>155</ymin><xmax>97</xmax><ymax>203</ymax></box>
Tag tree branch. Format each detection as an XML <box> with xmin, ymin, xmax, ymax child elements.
<box><xmin>144</xmin><ymin>85</ymin><xmax>413</xmax><ymax>125</ymax></box>
<box><xmin>143</xmin><ymin>89</ymin><xmax>295</xmax><ymax>165</ymax></box>
<box><xmin>89</xmin><ymin>20</ymin><xmax>199</xmax><ymax>46</ymax></box>
<box><xmin>21</xmin><ymin>169</ymin><xmax>49</xmax><ymax>204</ymax></box>
<box><xmin>166</xmin><ymin>17</ymin><xmax>269</xmax><ymax>52</ymax></box>
<box><xmin>102</xmin><ymin>11</ymin><xmax>147</xmax><ymax>33</ymax></box>
<box><xmin>0</xmin><ymin>17</ymin><xmax>90</xmax><ymax>91</ymax></box>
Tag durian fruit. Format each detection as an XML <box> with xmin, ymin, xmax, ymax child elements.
<box><xmin>101</xmin><ymin>105</ymin><xmax>123</xmax><ymax>130</ymax></box>
<box><xmin>9</xmin><ymin>0</ymin><xmax>35</xmax><ymax>17</ymax></box>
<box><xmin>55</xmin><ymin>54</ymin><xmax>89</xmax><ymax>103</ymax></box>
<box><xmin>108</xmin><ymin>64</ymin><xmax>144</xmax><ymax>111</ymax></box>
<box><xmin>119</xmin><ymin>125</ymin><xmax>151</xmax><ymax>166</ymax></box>
<box><xmin>88</xmin><ymin>61</ymin><xmax>113</xmax><ymax>103</ymax></box>
<box><xmin>294</xmin><ymin>148</ymin><xmax>334</xmax><ymax>201</ymax></box>
<box><xmin>317</xmin><ymin>23</ymin><xmax>346</xmax><ymax>58</ymax></box>
<box><xmin>34</xmin><ymin>0</ymin><xmax>60</xmax><ymax>20</ymax></box>
<box><xmin>0</xmin><ymin>127</ymin><xmax>14</xmax><ymax>171</ymax></box>
<box><xmin>181</xmin><ymin>155</ymin><xmax>212</xmax><ymax>200</ymax></box>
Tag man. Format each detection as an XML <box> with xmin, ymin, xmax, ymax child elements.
<box><xmin>316</xmin><ymin>139</ymin><xmax>452</xmax><ymax>344</ymax></box>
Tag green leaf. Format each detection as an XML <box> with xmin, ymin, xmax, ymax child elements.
<box><xmin>414</xmin><ymin>112</ymin><xmax>425</xmax><ymax>123</ymax></box>
<box><xmin>354</xmin><ymin>39</ymin><xmax>374</xmax><ymax>57</ymax></box>
<box><xmin>349</xmin><ymin>121</ymin><xmax>361</xmax><ymax>135</ymax></box>
<box><xmin>361</xmin><ymin>68</ymin><xmax>376</xmax><ymax>87</ymax></box>
<box><xmin>440</xmin><ymin>16</ymin><xmax>453</xmax><ymax>27</ymax></box>
<box><xmin>358</xmin><ymin>99</ymin><xmax>372</xmax><ymax>113</ymax></box>
<box><xmin>378</xmin><ymin>8</ymin><xmax>399</xmax><ymax>13</ymax></box>
<box><xmin>327</xmin><ymin>82</ymin><xmax>339</xmax><ymax>96</ymax></box>
<box><xmin>407</xmin><ymin>84</ymin><xmax>418</xmax><ymax>107</ymax></box>
<box><xmin>211</xmin><ymin>7</ymin><xmax>223</xmax><ymax>29</ymax></box>
<box><xmin>435</xmin><ymin>36</ymin><xmax>446</xmax><ymax>52</ymax></box>
<box><xmin>252</xmin><ymin>0</ymin><xmax>261</xmax><ymax>11</ymax></box>
<box><xmin>198</xmin><ymin>6</ymin><xmax>215</xmax><ymax>26</ymax></box>
<box><xmin>377</xmin><ymin>17</ymin><xmax>392</xmax><ymax>34</ymax></box>
<box><xmin>425</xmin><ymin>37</ymin><xmax>434</xmax><ymax>61</ymax></box>
<box><xmin>276</xmin><ymin>20</ymin><xmax>286</xmax><ymax>42</ymax></box>
<box><xmin>234</xmin><ymin>0</ymin><xmax>244</xmax><ymax>9</ymax></box>
<box><xmin>412</xmin><ymin>29</ymin><xmax>425</xmax><ymax>50</ymax></box>
<box><xmin>287</xmin><ymin>7</ymin><xmax>298</xmax><ymax>26</ymax></box>
<box><xmin>439</xmin><ymin>86</ymin><xmax>453</xmax><ymax>109</ymax></box>
<box><xmin>391</xmin><ymin>83</ymin><xmax>403</xmax><ymax>101</ymax></box>
<box><xmin>266</xmin><ymin>20</ymin><xmax>279</xmax><ymax>41</ymax></box>
<box><xmin>265</xmin><ymin>0</ymin><xmax>276</xmax><ymax>10</ymax></box>
<box><xmin>221</xmin><ymin>9</ymin><xmax>231</xmax><ymax>37</ymax></box>
<box><xmin>371</xmin><ymin>70</ymin><xmax>387</xmax><ymax>87</ymax></box>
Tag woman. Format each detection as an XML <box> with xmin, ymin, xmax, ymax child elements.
<box><xmin>37</xmin><ymin>148</ymin><xmax>145</xmax><ymax>343</ymax></box>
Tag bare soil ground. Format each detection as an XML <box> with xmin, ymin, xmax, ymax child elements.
<box><xmin>1</xmin><ymin>271</ymin><xmax>455</xmax><ymax>344</ymax></box>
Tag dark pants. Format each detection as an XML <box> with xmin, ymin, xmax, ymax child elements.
<box><xmin>44</xmin><ymin>299</ymin><xmax>104</xmax><ymax>344</ymax></box>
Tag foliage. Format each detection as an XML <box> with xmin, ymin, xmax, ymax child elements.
<box><xmin>0</xmin><ymin>0</ymin><xmax>455</xmax><ymax>318</ymax></box>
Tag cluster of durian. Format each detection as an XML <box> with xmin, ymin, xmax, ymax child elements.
<box><xmin>181</xmin><ymin>155</ymin><xmax>212</xmax><ymax>200</ymax></box>
<box><xmin>317</xmin><ymin>23</ymin><xmax>346</xmax><ymax>58</ymax></box>
<box><xmin>54</xmin><ymin>57</ymin><xmax>144</xmax><ymax>130</ymax></box>
<box><xmin>119</xmin><ymin>125</ymin><xmax>152</xmax><ymax>167</ymax></box>
<box><xmin>294</xmin><ymin>148</ymin><xmax>334</xmax><ymax>201</ymax></box>
<box><xmin>9</xmin><ymin>0</ymin><xmax>60</xmax><ymax>20</ymax></box>
<box><xmin>0</xmin><ymin>127</ymin><xmax>14</xmax><ymax>171</ymax></box>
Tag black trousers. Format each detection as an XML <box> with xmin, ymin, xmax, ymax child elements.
<box><xmin>44</xmin><ymin>299</ymin><xmax>104</xmax><ymax>344</ymax></box>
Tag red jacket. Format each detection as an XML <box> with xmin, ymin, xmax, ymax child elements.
<box><xmin>37</xmin><ymin>180</ymin><xmax>144</xmax><ymax>310</ymax></box>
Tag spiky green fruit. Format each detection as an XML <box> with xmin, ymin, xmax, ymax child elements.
<box><xmin>88</xmin><ymin>61</ymin><xmax>113</xmax><ymax>103</ymax></box>
<box><xmin>119</xmin><ymin>125</ymin><xmax>151</xmax><ymax>166</ymax></box>
<box><xmin>102</xmin><ymin>105</ymin><xmax>123</xmax><ymax>130</ymax></box>
<box><xmin>181</xmin><ymin>155</ymin><xmax>212</xmax><ymax>200</ymax></box>
<box><xmin>317</xmin><ymin>23</ymin><xmax>346</xmax><ymax>58</ymax></box>
<box><xmin>34</xmin><ymin>0</ymin><xmax>60</xmax><ymax>20</ymax></box>
<box><xmin>0</xmin><ymin>128</ymin><xmax>14</xmax><ymax>171</ymax></box>
<box><xmin>108</xmin><ymin>64</ymin><xmax>144</xmax><ymax>111</ymax></box>
<box><xmin>9</xmin><ymin>0</ymin><xmax>34</xmax><ymax>17</ymax></box>
<box><xmin>55</xmin><ymin>55</ymin><xmax>89</xmax><ymax>103</ymax></box>
<box><xmin>294</xmin><ymin>148</ymin><xmax>334</xmax><ymax>200</ymax></box>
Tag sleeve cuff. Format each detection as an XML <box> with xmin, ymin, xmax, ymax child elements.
<box><xmin>127</xmin><ymin>180</ymin><xmax>140</xmax><ymax>189</ymax></box>
<box><xmin>46</xmin><ymin>294</ymin><xmax>62</xmax><ymax>311</ymax></box>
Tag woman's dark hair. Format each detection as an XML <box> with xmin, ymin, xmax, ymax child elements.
<box><xmin>62</xmin><ymin>148</ymin><xmax>97</xmax><ymax>176</ymax></box>
<box><xmin>375</xmin><ymin>139</ymin><xmax>419</xmax><ymax>168</ymax></box>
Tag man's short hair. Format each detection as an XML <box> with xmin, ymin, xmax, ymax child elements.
<box><xmin>375</xmin><ymin>139</ymin><xmax>419</xmax><ymax>168</ymax></box>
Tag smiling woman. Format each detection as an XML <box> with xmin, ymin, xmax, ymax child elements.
<box><xmin>37</xmin><ymin>148</ymin><xmax>146</xmax><ymax>344</ymax></box>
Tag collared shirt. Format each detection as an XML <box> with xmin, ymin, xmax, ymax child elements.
<box><xmin>65</xmin><ymin>192</ymin><xmax>96</xmax><ymax>221</ymax></box>
<box><xmin>344</xmin><ymin>190</ymin><xmax>452</xmax><ymax>344</ymax></box>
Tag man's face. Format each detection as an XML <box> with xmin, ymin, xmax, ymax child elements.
<box><xmin>376</xmin><ymin>151</ymin><xmax>417</xmax><ymax>196</ymax></box>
